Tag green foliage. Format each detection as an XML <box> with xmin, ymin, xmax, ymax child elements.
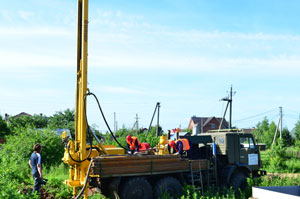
<box><xmin>282</xmin><ymin>128</ymin><xmax>294</xmax><ymax>147</ymax></box>
<box><xmin>268</xmin><ymin>144</ymin><xmax>287</xmax><ymax>172</ymax></box>
<box><xmin>248</xmin><ymin>175</ymin><xmax>300</xmax><ymax>187</ymax></box>
<box><xmin>43</xmin><ymin>164</ymin><xmax>73</xmax><ymax>198</ymax></box>
<box><xmin>294</xmin><ymin>116</ymin><xmax>300</xmax><ymax>140</ymax></box>
<box><xmin>261</xmin><ymin>147</ymin><xmax>300</xmax><ymax>173</ymax></box>
<box><xmin>48</xmin><ymin>109</ymin><xmax>75</xmax><ymax>134</ymax></box>
<box><xmin>138</xmin><ymin>126</ymin><xmax>161</xmax><ymax>147</ymax></box>
<box><xmin>252</xmin><ymin>117</ymin><xmax>270</xmax><ymax>146</ymax></box>
<box><xmin>0</xmin><ymin>127</ymin><xmax>64</xmax><ymax>198</ymax></box>
<box><xmin>8</xmin><ymin>114</ymin><xmax>48</xmax><ymax>133</ymax></box>
<box><xmin>0</xmin><ymin>115</ymin><xmax>10</xmax><ymax>137</ymax></box>
<box><xmin>0</xmin><ymin>128</ymin><xmax>64</xmax><ymax>181</ymax></box>
<box><xmin>252</xmin><ymin>117</ymin><xmax>294</xmax><ymax>149</ymax></box>
<box><xmin>181</xmin><ymin>185</ymin><xmax>245</xmax><ymax>199</ymax></box>
<box><xmin>101</xmin><ymin>125</ymin><xmax>162</xmax><ymax>149</ymax></box>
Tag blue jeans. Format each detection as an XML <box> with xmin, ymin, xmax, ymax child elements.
<box><xmin>32</xmin><ymin>172</ymin><xmax>42</xmax><ymax>194</ymax></box>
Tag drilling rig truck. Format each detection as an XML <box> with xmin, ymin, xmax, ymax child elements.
<box><xmin>61</xmin><ymin>1</ymin><xmax>266</xmax><ymax>198</ymax></box>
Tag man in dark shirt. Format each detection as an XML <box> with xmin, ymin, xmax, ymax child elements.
<box><xmin>29</xmin><ymin>143</ymin><xmax>43</xmax><ymax>194</ymax></box>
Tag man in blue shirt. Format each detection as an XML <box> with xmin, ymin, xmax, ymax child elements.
<box><xmin>29</xmin><ymin>143</ymin><xmax>43</xmax><ymax>194</ymax></box>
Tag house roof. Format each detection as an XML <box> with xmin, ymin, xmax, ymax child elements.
<box><xmin>191</xmin><ymin>116</ymin><xmax>228</xmax><ymax>128</ymax></box>
<box><xmin>13</xmin><ymin>112</ymin><xmax>32</xmax><ymax>118</ymax></box>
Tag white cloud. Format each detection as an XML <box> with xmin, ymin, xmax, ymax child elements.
<box><xmin>0</xmin><ymin>51</ymin><xmax>74</xmax><ymax>69</ymax></box>
<box><xmin>18</xmin><ymin>10</ymin><xmax>34</xmax><ymax>21</ymax></box>
<box><xmin>89</xmin><ymin>53</ymin><xmax>300</xmax><ymax>75</ymax></box>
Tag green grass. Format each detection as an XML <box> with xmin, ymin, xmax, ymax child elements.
<box><xmin>26</xmin><ymin>163</ymin><xmax>300</xmax><ymax>199</ymax></box>
<box><xmin>260</xmin><ymin>149</ymin><xmax>300</xmax><ymax>173</ymax></box>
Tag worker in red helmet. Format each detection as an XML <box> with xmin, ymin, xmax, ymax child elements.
<box><xmin>169</xmin><ymin>138</ymin><xmax>192</xmax><ymax>158</ymax></box>
<box><xmin>126</xmin><ymin>135</ymin><xmax>150</xmax><ymax>154</ymax></box>
<box><xmin>126</xmin><ymin>135</ymin><xmax>140</xmax><ymax>154</ymax></box>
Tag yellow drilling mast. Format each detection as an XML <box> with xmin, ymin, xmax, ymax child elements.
<box><xmin>61</xmin><ymin>0</ymin><xmax>106</xmax><ymax>198</ymax></box>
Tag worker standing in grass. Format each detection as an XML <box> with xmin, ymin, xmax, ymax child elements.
<box><xmin>126</xmin><ymin>135</ymin><xmax>150</xmax><ymax>154</ymax></box>
<box><xmin>169</xmin><ymin>138</ymin><xmax>192</xmax><ymax>158</ymax></box>
<box><xmin>29</xmin><ymin>143</ymin><xmax>44</xmax><ymax>194</ymax></box>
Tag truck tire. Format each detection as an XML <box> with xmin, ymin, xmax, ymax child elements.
<box><xmin>154</xmin><ymin>176</ymin><xmax>182</xmax><ymax>199</ymax></box>
<box><xmin>229</xmin><ymin>172</ymin><xmax>248</xmax><ymax>192</ymax></box>
<box><xmin>119</xmin><ymin>177</ymin><xmax>152</xmax><ymax>199</ymax></box>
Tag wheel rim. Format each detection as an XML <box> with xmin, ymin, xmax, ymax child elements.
<box><xmin>131</xmin><ymin>186</ymin><xmax>145</xmax><ymax>199</ymax></box>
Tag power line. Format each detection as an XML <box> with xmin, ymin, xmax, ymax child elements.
<box><xmin>233</xmin><ymin>108</ymin><xmax>278</xmax><ymax>123</ymax></box>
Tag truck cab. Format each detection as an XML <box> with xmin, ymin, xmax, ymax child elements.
<box><xmin>183</xmin><ymin>129</ymin><xmax>266</xmax><ymax>190</ymax></box>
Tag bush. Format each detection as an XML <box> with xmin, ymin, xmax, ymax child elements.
<box><xmin>8</xmin><ymin>115</ymin><xmax>48</xmax><ymax>133</ymax></box>
<box><xmin>0</xmin><ymin>127</ymin><xmax>65</xmax><ymax>198</ymax></box>
<box><xmin>0</xmin><ymin>116</ymin><xmax>10</xmax><ymax>137</ymax></box>
<box><xmin>263</xmin><ymin>142</ymin><xmax>287</xmax><ymax>172</ymax></box>
<box><xmin>1</xmin><ymin>128</ymin><xmax>64</xmax><ymax>168</ymax></box>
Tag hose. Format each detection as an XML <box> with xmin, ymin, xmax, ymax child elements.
<box><xmin>75</xmin><ymin>158</ymin><xmax>94</xmax><ymax>199</ymax></box>
<box><xmin>84</xmin><ymin>92</ymin><xmax>128</xmax><ymax>151</ymax></box>
<box><xmin>67</xmin><ymin>134</ymin><xmax>93</xmax><ymax>163</ymax></box>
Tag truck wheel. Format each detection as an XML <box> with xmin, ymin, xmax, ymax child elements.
<box><xmin>154</xmin><ymin>176</ymin><xmax>182</xmax><ymax>199</ymax></box>
<box><xmin>229</xmin><ymin>172</ymin><xmax>248</xmax><ymax>192</ymax></box>
<box><xmin>120</xmin><ymin>177</ymin><xmax>152</xmax><ymax>199</ymax></box>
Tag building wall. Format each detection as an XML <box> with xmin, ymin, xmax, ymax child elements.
<box><xmin>203</xmin><ymin>117</ymin><xmax>220</xmax><ymax>132</ymax></box>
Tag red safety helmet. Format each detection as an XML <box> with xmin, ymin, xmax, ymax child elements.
<box><xmin>126</xmin><ymin>135</ymin><xmax>132</xmax><ymax>142</ymax></box>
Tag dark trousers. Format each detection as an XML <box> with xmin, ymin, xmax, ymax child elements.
<box><xmin>32</xmin><ymin>172</ymin><xmax>42</xmax><ymax>194</ymax></box>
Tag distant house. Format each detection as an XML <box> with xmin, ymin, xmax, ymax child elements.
<box><xmin>13</xmin><ymin>112</ymin><xmax>32</xmax><ymax>118</ymax></box>
<box><xmin>188</xmin><ymin>116</ymin><xmax>228</xmax><ymax>135</ymax></box>
<box><xmin>242</xmin><ymin>128</ymin><xmax>255</xmax><ymax>134</ymax></box>
<box><xmin>4</xmin><ymin>112</ymin><xmax>32</xmax><ymax>124</ymax></box>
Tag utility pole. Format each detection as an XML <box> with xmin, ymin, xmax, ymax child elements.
<box><xmin>279</xmin><ymin>106</ymin><xmax>282</xmax><ymax>140</ymax></box>
<box><xmin>156</xmin><ymin>102</ymin><xmax>160</xmax><ymax>137</ymax></box>
<box><xmin>220</xmin><ymin>86</ymin><xmax>235</xmax><ymax>129</ymax></box>
<box><xmin>114</xmin><ymin>112</ymin><xmax>116</xmax><ymax>135</ymax></box>
<box><xmin>229</xmin><ymin>86</ymin><xmax>233</xmax><ymax>128</ymax></box>
<box><xmin>135</xmin><ymin>114</ymin><xmax>139</xmax><ymax>134</ymax></box>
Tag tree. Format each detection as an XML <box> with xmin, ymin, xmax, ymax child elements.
<box><xmin>294</xmin><ymin>117</ymin><xmax>300</xmax><ymax>141</ymax></box>
<box><xmin>282</xmin><ymin>128</ymin><xmax>294</xmax><ymax>147</ymax></box>
<box><xmin>0</xmin><ymin>116</ymin><xmax>10</xmax><ymax>137</ymax></box>
<box><xmin>252</xmin><ymin>117</ymin><xmax>270</xmax><ymax>144</ymax></box>
<box><xmin>48</xmin><ymin>109</ymin><xmax>75</xmax><ymax>134</ymax></box>
<box><xmin>8</xmin><ymin>114</ymin><xmax>48</xmax><ymax>133</ymax></box>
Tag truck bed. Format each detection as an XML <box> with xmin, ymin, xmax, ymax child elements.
<box><xmin>91</xmin><ymin>154</ymin><xmax>209</xmax><ymax>178</ymax></box>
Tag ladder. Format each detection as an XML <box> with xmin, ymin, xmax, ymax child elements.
<box><xmin>190</xmin><ymin>160</ymin><xmax>204</xmax><ymax>193</ymax></box>
<box><xmin>207</xmin><ymin>156</ymin><xmax>218</xmax><ymax>186</ymax></box>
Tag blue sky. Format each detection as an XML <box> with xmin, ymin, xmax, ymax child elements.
<box><xmin>1</xmin><ymin>0</ymin><xmax>300</xmax><ymax>132</ymax></box>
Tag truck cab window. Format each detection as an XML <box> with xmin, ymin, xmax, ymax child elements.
<box><xmin>249</xmin><ymin>137</ymin><xmax>255</xmax><ymax>149</ymax></box>
<box><xmin>240</xmin><ymin>137</ymin><xmax>249</xmax><ymax>148</ymax></box>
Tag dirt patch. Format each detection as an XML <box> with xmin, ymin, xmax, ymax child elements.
<box><xmin>267</xmin><ymin>173</ymin><xmax>300</xmax><ymax>178</ymax></box>
<box><xmin>21</xmin><ymin>187</ymin><xmax>54</xmax><ymax>199</ymax></box>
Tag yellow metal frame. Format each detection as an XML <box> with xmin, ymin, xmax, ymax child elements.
<box><xmin>62</xmin><ymin>1</ymin><xmax>125</xmax><ymax>198</ymax></box>
<box><xmin>62</xmin><ymin>0</ymin><xmax>91</xmax><ymax>198</ymax></box>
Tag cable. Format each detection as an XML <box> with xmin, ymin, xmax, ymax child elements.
<box><xmin>67</xmin><ymin>132</ymin><xmax>93</xmax><ymax>163</ymax></box>
<box><xmin>85</xmin><ymin>92</ymin><xmax>128</xmax><ymax>151</ymax></box>
<box><xmin>234</xmin><ymin>108</ymin><xmax>278</xmax><ymax>123</ymax></box>
<box><xmin>75</xmin><ymin>158</ymin><xmax>94</xmax><ymax>199</ymax></box>
<box><xmin>84</xmin><ymin>95</ymin><xmax>103</xmax><ymax>145</ymax></box>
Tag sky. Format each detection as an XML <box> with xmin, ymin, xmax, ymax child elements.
<box><xmin>1</xmin><ymin>0</ymin><xmax>300</xmax><ymax>132</ymax></box>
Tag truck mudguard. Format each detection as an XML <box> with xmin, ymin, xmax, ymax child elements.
<box><xmin>222</xmin><ymin>164</ymin><xmax>251</xmax><ymax>185</ymax></box>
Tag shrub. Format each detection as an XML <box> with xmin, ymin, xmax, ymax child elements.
<box><xmin>264</xmin><ymin>142</ymin><xmax>287</xmax><ymax>172</ymax></box>
<box><xmin>0</xmin><ymin>127</ymin><xmax>65</xmax><ymax>198</ymax></box>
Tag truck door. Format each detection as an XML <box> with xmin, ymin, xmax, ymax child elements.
<box><xmin>239</xmin><ymin>135</ymin><xmax>260</xmax><ymax>170</ymax></box>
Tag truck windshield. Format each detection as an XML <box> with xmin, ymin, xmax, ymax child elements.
<box><xmin>240</xmin><ymin>136</ymin><xmax>255</xmax><ymax>149</ymax></box>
